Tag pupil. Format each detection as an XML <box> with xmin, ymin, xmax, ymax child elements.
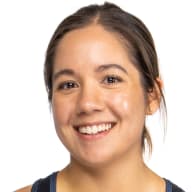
<box><xmin>109</xmin><ymin>77</ymin><xmax>114</xmax><ymax>83</ymax></box>
<box><xmin>68</xmin><ymin>82</ymin><xmax>73</xmax><ymax>87</ymax></box>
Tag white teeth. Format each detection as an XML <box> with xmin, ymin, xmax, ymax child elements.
<box><xmin>78</xmin><ymin>123</ymin><xmax>113</xmax><ymax>135</ymax></box>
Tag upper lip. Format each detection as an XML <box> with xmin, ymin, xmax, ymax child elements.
<box><xmin>73</xmin><ymin>122</ymin><xmax>116</xmax><ymax>129</ymax></box>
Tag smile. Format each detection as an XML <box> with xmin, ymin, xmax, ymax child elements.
<box><xmin>74</xmin><ymin>123</ymin><xmax>115</xmax><ymax>135</ymax></box>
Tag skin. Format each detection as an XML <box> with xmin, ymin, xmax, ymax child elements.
<box><xmin>16</xmin><ymin>24</ymin><xmax>165</xmax><ymax>192</ymax></box>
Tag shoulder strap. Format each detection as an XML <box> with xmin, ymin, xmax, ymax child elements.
<box><xmin>165</xmin><ymin>179</ymin><xmax>185</xmax><ymax>192</ymax></box>
<box><xmin>172</xmin><ymin>183</ymin><xmax>185</xmax><ymax>192</ymax></box>
<box><xmin>31</xmin><ymin>172</ymin><xmax>57</xmax><ymax>192</ymax></box>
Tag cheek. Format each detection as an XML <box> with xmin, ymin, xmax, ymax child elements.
<box><xmin>107</xmin><ymin>91</ymin><xmax>146</xmax><ymax>146</ymax></box>
<box><xmin>111</xmin><ymin>94</ymin><xmax>130</xmax><ymax>116</ymax></box>
<box><xmin>51</xmin><ymin>97</ymin><xmax>74</xmax><ymax>127</ymax></box>
<box><xmin>106</xmin><ymin>91</ymin><xmax>146</xmax><ymax>120</ymax></box>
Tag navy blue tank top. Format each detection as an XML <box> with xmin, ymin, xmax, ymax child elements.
<box><xmin>31</xmin><ymin>172</ymin><xmax>185</xmax><ymax>192</ymax></box>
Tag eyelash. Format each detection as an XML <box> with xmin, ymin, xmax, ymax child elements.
<box><xmin>57</xmin><ymin>81</ymin><xmax>79</xmax><ymax>90</ymax></box>
<box><xmin>56</xmin><ymin>75</ymin><xmax>123</xmax><ymax>91</ymax></box>
<box><xmin>102</xmin><ymin>75</ymin><xmax>123</xmax><ymax>84</ymax></box>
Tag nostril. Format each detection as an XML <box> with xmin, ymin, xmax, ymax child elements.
<box><xmin>76</xmin><ymin>101</ymin><xmax>105</xmax><ymax>115</ymax></box>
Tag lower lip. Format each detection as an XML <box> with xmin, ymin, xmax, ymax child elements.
<box><xmin>75</xmin><ymin>126</ymin><xmax>114</xmax><ymax>140</ymax></box>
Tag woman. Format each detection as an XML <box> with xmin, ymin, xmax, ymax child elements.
<box><xmin>16</xmin><ymin>2</ymin><xmax>185</xmax><ymax>192</ymax></box>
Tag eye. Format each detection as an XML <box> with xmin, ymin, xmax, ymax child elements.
<box><xmin>57</xmin><ymin>81</ymin><xmax>79</xmax><ymax>90</ymax></box>
<box><xmin>102</xmin><ymin>75</ymin><xmax>123</xmax><ymax>84</ymax></box>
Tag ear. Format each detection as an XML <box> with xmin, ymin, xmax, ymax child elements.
<box><xmin>146</xmin><ymin>78</ymin><xmax>163</xmax><ymax>115</ymax></box>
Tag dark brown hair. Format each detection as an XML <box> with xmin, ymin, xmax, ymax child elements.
<box><xmin>44</xmin><ymin>2</ymin><xmax>166</xmax><ymax>153</ymax></box>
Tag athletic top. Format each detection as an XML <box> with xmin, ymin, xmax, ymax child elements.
<box><xmin>31</xmin><ymin>172</ymin><xmax>185</xmax><ymax>192</ymax></box>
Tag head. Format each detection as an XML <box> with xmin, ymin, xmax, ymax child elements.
<box><xmin>44</xmin><ymin>2</ymin><xmax>166</xmax><ymax>162</ymax></box>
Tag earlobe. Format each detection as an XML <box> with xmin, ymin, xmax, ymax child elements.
<box><xmin>146</xmin><ymin>98</ymin><xmax>159</xmax><ymax>115</ymax></box>
<box><xmin>146</xmin><ymin>78</ymin><xmax>163</xmax><ymax>115</ymax></box>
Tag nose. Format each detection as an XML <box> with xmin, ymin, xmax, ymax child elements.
<box><xmin>76</xmin><ymin>83</ymin><xmax>105</xmax><ymax>116</ymax></box>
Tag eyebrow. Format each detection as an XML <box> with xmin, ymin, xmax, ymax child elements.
<box><xmin>53</xmin><ymin>69</ymin><xmax>75</xmax><ymax>81</ymax></box>
<box><xmin>96</xmin><ymin>64</ymin><xmax>128</xmax><ymax>74</ymax></box>
<box><xmin>53</xmin><ymin>63</ymin><xmax>128</xmax><ymax>81</ymax></box>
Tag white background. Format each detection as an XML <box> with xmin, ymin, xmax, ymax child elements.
<box><xmin>0</xmin><ymin>0</ymin><xmax>191</xmax><ymax>191</ymax></box>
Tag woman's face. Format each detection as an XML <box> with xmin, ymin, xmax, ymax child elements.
<box><xmin>52</xmin><ymin>25</ymin><xmax>149</xmax><ymax>167</ymax></box>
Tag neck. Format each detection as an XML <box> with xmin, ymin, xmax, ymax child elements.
<box><xmin>60</xmin><ymin>152</ymin><xmax>156</xmax><ymax>192</ymax></box>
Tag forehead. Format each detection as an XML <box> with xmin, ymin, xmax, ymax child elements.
<box><xmin>54</xmin><ymin>24</ymin><xmax>133</xmax><ymax>72</ymax></box>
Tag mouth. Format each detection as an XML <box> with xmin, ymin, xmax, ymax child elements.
<box><xmin>74</xmin><ymin>122</ymin><xmax>116</xmax><ymax>135</ymax></box>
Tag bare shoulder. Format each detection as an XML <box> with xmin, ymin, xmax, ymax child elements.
<box><xmin>15</xmin><ymin>185</ymin><xmax>32</xmax><ymax>192</ymax></box>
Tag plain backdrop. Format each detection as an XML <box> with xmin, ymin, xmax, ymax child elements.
<box><xmin>0</xmin><ymin>0</ymin><xmax>191</xmax><ymax>191</ymax></box>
